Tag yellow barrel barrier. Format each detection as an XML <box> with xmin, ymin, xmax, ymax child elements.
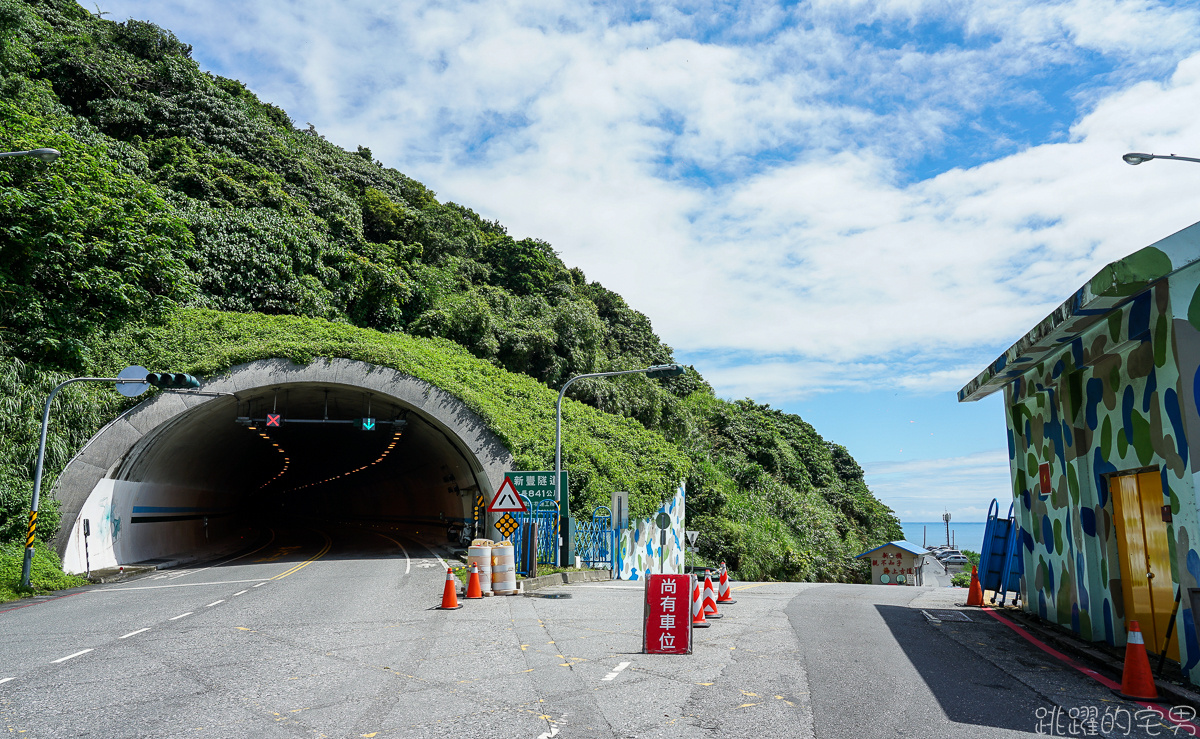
<box><xmin>492</xmin><ymin>540</ymin><xmax>518</xmax><ymax>595</ymax></box>
<box><xmin>468</xmin><ymin>539</ymin><xmax>494</xmax><ymax>597</ymax></box>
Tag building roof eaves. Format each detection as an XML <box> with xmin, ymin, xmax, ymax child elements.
<box><xmin>957</xmin><ymin>220</ymin><xmax>1200</xmax><ymax>403</ymax></box>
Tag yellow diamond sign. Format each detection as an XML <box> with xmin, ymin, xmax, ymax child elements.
<box><xmin>494</xmin><ymin>512</ymin><xmax>519</xmax><ymax>539</ymax></box>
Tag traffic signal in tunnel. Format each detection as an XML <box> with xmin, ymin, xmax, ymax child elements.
<box><xmin>145</xmin><ymin>372</ymin><xmax>201</xmax><ymax>389</ymax></box>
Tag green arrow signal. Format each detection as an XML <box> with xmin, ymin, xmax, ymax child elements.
<box><xmin>361</xmin><ymin>417</ymin><xmax>375</xmax><ymax>431</ymax></box>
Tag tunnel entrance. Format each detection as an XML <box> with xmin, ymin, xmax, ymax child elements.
<box><xmin>54</xmin><ymin>359</ymin><xmax>514</xmax><ymax>573</ymax></box>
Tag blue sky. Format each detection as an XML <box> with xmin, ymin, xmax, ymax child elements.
<box><xmin>99</xmin><ymin>0</ymin><xmax>1200</xmax><ymax>520</ymax></box>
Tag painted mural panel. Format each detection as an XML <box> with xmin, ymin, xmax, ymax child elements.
<box><xmin>1004</xmin><ymin>278</ymin><xmax>1200</xmax><ymax>683</ymax></box>
<box><xmin>1167</xmin><ymin>261</ymin><xmax>1200</xmax><ymax>684</ymax></box>
<box><xmin>616</xmin><ymin>484</ymin><xmax>685</xmax><ymax>580</ymax></box>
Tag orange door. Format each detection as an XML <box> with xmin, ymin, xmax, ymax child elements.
<box><xmin>1110</xmin><ymin>471</ymin><xmax>1178</xmax><ymax>660</ymax></box>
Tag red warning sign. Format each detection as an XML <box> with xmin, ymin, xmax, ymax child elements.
<box><xmin>644</xmin><ymin>574</ymin><xmax>692</xmax><ymax>654</ymax></box>
<box><xmin>488</xmin><ymin>477</ymin><xmax>527</xmax><ymax>513</ymax></box>
<box><xmin>266</xmin><ymin>413</ymin><xmax>281</xmax><ymax>427</ymax></box>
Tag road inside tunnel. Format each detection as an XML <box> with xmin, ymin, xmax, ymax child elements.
<box><xmin>61</xmin><ymin>380</ymin><xmax>487</xmax><ymax>573</ymax></box>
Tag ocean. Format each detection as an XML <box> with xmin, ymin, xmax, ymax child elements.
<box><xmin>900</xmin><ymin>522</ymin><xmax>989</xmax><ymax>553</ymax></box>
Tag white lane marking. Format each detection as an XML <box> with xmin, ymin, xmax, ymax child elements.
<box><xmin>536</xmin><ymin>722</ymin><xmax>560</xmax><ymax>739</ymax></box>
<box><xmin>51</xmin><ymin>649</ymin><xmax>93</xmax><ymax>664</ymax></box>
<box><xmin>119</xmin><ymin>628</ymin><xmax>150</xmax><ymax>639</ymax></box>
<box><xmin>169</xmin><ymin>612</ymin><xmax>193</xmax><ymax>620</ymax></box>
<box><xmin>204</xmin><ymin>600</ymin><xmax>224</xmax><ymax>607</ymax></box>
<box><xmin>102</xmin><ymin>579</ymin><xmax>271</xmax><ymax>591</ymax></box>
<box><xmin>417</xmin><ymin>538</ymin><xmax>449</xmax><ymax>570</ymax></box>
<box><xmin>601</xmin><ymin>661</ymin><xmax>632</xmax><ymax>681</ymax></box>
<box><xmin>370</xmin><ymin>531</ymin><xmax>411</xmax><ymax>575</ymax></box>
<box><xmin>253</xmin><ymin>582</ymin><xmax>267</xmax><ymax>588</ymax></box>
<box><xmin>0</xmin><ymin>677</ymin><xmax>15</xmax><ymax>684</ymax></box>
<box><xmin>158</xmin><ymin>529</ymin><xmax>278</xmax><ymax>581</ymax></box>
<box><xmin>232</xmin><ymin>590</ymin><xmax>248</xmax><ymax>597</ymax></box>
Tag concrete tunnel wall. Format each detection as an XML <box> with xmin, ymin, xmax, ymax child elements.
<box><xmin>54</xmin><ymin>358</ymin><xmax>515</xmax><ymax>573</ymax></box>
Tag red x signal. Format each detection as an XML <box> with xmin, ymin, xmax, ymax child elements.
<box><xmin>266</xmin><ymin>414</ymin><xmax>281</xmax><ymax>427</ymax></box>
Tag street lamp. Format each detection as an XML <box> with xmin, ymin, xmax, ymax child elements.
<box><xmin>1122</xmin><ymin>152</ymin><xmax>1200</xmax><ymax>166</ymax></box>
<box><xmin>19</xmin><ymin>367</ymin><xmax>200</xmax><ymax>589</ymax></box>
<box><xmin>0</xmin><ymin>148</ymin><xmax>61</xmax><ymax>163</ymax></box>
<box><xmin>553</xmin><ymin>363</ymin><xmax>686</xmax><ymax>535</ymax></box>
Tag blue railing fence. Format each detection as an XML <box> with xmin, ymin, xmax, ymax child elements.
<box><xmin>575</xmin><ymin>505</ymin><xmax>614</xmax><ymax>570</ymax></box>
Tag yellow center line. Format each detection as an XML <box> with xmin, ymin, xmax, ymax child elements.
<box><xmin>270</xmin><ymin>531</ymin><xmax>333</xmax><ymax>580</ymax></box>
<box><xmin>732</xmin><ymin>583</ymin><xmax>769</xmax><ymax>591</ymax></box>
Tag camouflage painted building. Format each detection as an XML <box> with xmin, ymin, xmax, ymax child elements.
<box><xmin>960</xmin><ymin>221</ymin><xmax>1200</xmax><ymax>685</ymax></box>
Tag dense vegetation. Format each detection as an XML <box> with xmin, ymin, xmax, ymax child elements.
<box><xmin>0</xmin><ymin>539</ymin><xmax>85</xmax><ymax>599</ymax></box>
<box><xmin>0</xmin><ymin>0</ymin><xmax>901</xmax><ymax>584</ymax></box>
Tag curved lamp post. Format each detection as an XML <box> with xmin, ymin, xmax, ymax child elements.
<box><xmin>1123</xmin><ymin>152</ymin><xmax>1200</xmax><ymax>166</ymax></box>
<box><xmin>19</xmin><ymin>369</ymin><xmax>200</xmax><ymax>590</ymax></box>
<box><xmin>553</xmin><ymin>363</ymin><xmax>686</xmax><ymax>564</ymax></box>
<box><xmin>0</xmin><ymin>148</ymin><xmax>61</xmax><ymax>162</ymax></box>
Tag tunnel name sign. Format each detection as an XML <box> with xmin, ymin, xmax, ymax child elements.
<box><xmin>644</xmin><ymin>574</ymin><xmax>692</xmax><ymax>655</ymax></box>
<box><xmin>503</xmin><ymin>471</ymin><xmax>567</xmax><ymax>507</ymax></box>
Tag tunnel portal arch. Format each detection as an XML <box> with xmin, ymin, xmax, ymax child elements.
<box><xmin>52</xmin><ymin>358</ymin><xmax>514</xmax><ymax>572</ymax></box>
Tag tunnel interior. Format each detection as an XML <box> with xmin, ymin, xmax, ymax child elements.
<box><xmin>63</xmin><ymin>382</ymin><xmax>483</xmax><ymax>570</ymax></box>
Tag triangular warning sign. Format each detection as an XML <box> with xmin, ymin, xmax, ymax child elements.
<box><xmin>488</xmin><ymin>477</ymin><xmax>527</xmax><ymax>512</ymax></box>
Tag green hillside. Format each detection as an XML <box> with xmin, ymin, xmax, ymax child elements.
<box><xmin>0</xmin><ymin>0</ymin><xmax>901</xmax><ymax>582</ymax></box>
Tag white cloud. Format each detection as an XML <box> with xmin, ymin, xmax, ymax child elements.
<box><xmin>96</xmin><ymin>0</ymin><xmax>1200</xmax><ymax>405</ymax></box>
<box><xmin>864</xmin><ymin>450</ymin><xmax>1013</xmax><ymax>520</ymax></box>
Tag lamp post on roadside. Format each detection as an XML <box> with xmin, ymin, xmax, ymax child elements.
<box><xmin>0</xmin><ymin>148</ymin><xmax>61</xmax><ymax>162</ymax></box>
<box><xmin>1122</xmin><ymin>152</ymin><xmax>1200</xmax><ymax>166</ymax></box>
<box><xmin>553</xmin><ymin>363</ymin><xmax>686</xmax><ymax>567</ymax></box>
<box><xmin>19</xmin><ymin>368</ymin><xmax>200</xmax><ymax>590</ymax></box>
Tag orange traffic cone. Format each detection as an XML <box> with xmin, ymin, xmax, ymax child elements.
<box><xmin>702</xmin><ymin>570</ymin><xmax>722</xmax><ymax>619</ymax></box>
<box><xmin>1116</xmin><ymin>621</ymin><xmax>1159</xmax><ymax>701</ymax></box>
<box><xmin>717</xmin><ymin>562</ymin><xmax>736</xmax><ymax>604</ymax></box>
<box><xmin>966</xmin><ymin>565</ymin><xmax>983</xmax><ymax>607</ymax></box>
<box><xmin>691</xmin><ymin>578</ymin><xmax>710</xmax><ymax>628</ymax></box>
<box><xmin>465</xmin><ymin>562</ymin><xmax>483</xmax><ymax>599</ymax></box>
<box><xmin>438</xmin><ymin>567</ymin><xmax>463</xmax><ymax>610</ymax></box>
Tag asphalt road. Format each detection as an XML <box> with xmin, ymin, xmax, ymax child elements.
<box><xmin>1</xmin><ymin>536</ymin><xmax>1193</xmax><ymax>738</ymax></box>
<box><xmin>786</xmin><ymin>584</ymin><xmax>1192</xmax><ymax>739</ymax></box>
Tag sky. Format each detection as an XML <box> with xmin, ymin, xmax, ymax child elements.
<box><xmin>97</xmin><ymin>0</ymin><xmax>1200</xmax><ymax>522</ymax></box>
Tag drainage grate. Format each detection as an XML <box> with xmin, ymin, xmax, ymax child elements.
<box><xmin>524</xmin><ymin>591</ymin><xmax>572</xmax><ymax>599</ymax></box>
<box><xmin>925</xmin><ymin>609</ymin><xmax>972</xmax><ymax>622</ymax></box>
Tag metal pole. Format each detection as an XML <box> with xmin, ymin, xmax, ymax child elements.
<box><xmin>1157</xmin><ymin>586</ymin><xmax>1183</xmax><ymax>676</ymax></box>
<box><xmin>554</xmin><ymin>365</ymin><xmax>684</xmax><ymax>566</ymax></box>
<box><xmin>20</xmin><ymin>376</ymin><xmax>140</xmax><ymax>589</ymax></box>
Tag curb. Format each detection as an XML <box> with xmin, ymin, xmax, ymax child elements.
<box><xmin>86</xmin><ymin>565</ymin><xmax>157</xmax><ymax>584</ymax></box>
<box><xmin>1002</xmin><ymin>608</ymin><xmax>1200</xmax><ymax>709</ymax></box>
<box><xmin>85</xmin><ymin>528</ymin><xmax>261</xmax><ymax>584</ymax></box>
<box><xmin>520</xmin><ymin>569</ymin><xmax>612</xmax><ymax>592</ymax></box>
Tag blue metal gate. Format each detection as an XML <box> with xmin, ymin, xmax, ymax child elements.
<box><xmin>515</xmin><ymin>498</ymin><xmax>560</xmax><ymax>571</ymax></box>
<box><xmin>575</xmin><ymin>505</ymin><xmax>613</xmax><ymax>570</ymax></box>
